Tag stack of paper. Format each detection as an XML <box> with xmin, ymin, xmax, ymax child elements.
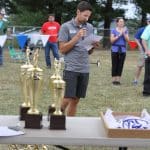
<box><xmin>0</xmin><ymin>126</ymin><xmax>24</xmax><ymax>137</ymax></box>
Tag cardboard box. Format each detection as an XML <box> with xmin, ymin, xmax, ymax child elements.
<box><xmin>100</xmin><ymin>112</ymin><xmax>150</xmax><ymax>138</ymax></box>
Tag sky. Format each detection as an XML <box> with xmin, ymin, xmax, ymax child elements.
<box><xmin>113</xmin><ymin>2</ymin><xmax>138</xmax><ymax>19</ymax></box>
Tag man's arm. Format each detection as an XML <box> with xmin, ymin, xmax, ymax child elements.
<box><xmin>142</xmin><ymin>39</ymin><xmax>150</xmax><ymax>56</ymax></box>
<box><xmin>59</xmin><ymin>28</ymin><xmax>86</xmax><ymax>54</ymax></box>
<box><xmin>135</xmin><ymin>38</ymin><xmax>143</xmax><ymax>52</ymax></box>
<box><xmin>88</xmin><ymin>41</ymin><xmax>100</xmax><ymax>55</ymax></box>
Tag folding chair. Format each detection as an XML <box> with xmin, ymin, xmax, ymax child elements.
<box><xmin>8</xmin><ymin>46</ymin><xmax>26</xmax><ymax>62</ymax></box>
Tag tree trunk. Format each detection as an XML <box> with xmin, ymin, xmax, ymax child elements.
<box><xmin>141</xmin><ymin>10</ymin><xmax>146</xmax><ymax>27</ymax></box>
<box><xmin>103</xmin><ymin>0</ymin><xmax>113</xmax><ymax>49</ymax></box>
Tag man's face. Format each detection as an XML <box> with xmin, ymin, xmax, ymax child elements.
<box><xmin>77</xmin><ymin>10</ymin><xmax>92</xmax><ymax>24</ymax></box>
<box><xmin>48</xmin><ymin>15</ymin><xmax>55</xmax><ymax>22</ymax></box>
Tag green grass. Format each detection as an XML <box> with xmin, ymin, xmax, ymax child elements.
<box><xmin>0</xmin><ymin>48</ymin><xmax>149</xmax><ymax>150</ymax></box>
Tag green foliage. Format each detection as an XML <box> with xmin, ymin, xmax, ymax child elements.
<box><xmin>4</xmin><ymin>0</ymin><xmax>149</xmax><ymax>29</ymax></box>
<box><xmin>0</xmin><ymin>0</ymin><xmax>13</xmax><ymax>14</ymax></box>
<box><xmin>126</xmin><ymin>19</ymin><xmax>141</xmax><ymax>29</ymax></box>
<box><xmin>9</xmin><ymin>11</ymin><xmax>46</xmax><ymax>26</ymax></box>
<box><xmin>135</xmin><ymin>0</ymin><xmax>150</xmax><ymax>13</ymax></box>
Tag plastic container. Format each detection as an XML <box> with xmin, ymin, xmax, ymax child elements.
<box><xmin>128</xmin><ymin>40</ymin><xmax>138</xmax><ymax>50</ymax></box>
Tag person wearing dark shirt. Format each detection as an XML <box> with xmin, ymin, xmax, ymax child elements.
<box><xmin>132</xmin><ymin>23</ymin><xmax>147</xmax><ymax>85</ymax></box>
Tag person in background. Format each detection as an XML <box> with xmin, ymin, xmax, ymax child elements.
<box><xmin>0</xmin><ymin>11</ymin><xmax>7</xmax><ymax>66</ymax></box>
<box><xmin>132</xmin><ymin>19</ymin><xmax>150</xmax><ymax>85</ymax></box>
<box><xmin>141</xmin><ymin>17</ymin><xmax>150</xmax><ymax>96</ymax></box>
<box><xmin>58</xmin><ymin>1</ymin><xmax>99</xmax><ymax>116</ymax></box>
<box><xmin>41</xmin><ymin>13</ymin><xmax>60</xmax><ymax>69</ymax></box>
<box><xmin>110</xmin><ymin>17</ymin><xmax>129</xmax><ymax>85</ymax></box>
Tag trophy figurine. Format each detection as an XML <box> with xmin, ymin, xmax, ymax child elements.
<box><xmin>20</xmin><ymin>47</ymin><xmax>33</xmax><ymax>120</ymax></box>
<box><xmin>48</xmin><ymin>59</ymin><xmax>61</xmax><ymax>119</ymax></box>
<box><xmin>49</xmin><ymin>60</ymin><xmax>66</xmax><ymax>130</ymax></box>
<box><xmin>25</xmin><ymin>48</ymin><xmax>43</xmax><ymax>129</ymax></box>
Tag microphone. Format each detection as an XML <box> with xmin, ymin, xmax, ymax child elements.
<box><xmin>79</xmin><ymin>23</ymin><xmax>87</xmax><ymax>40</ymax></box>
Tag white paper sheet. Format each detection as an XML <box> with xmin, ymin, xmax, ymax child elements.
<box><xmin>81</xmin><ymin>34</ymin><xmax>102</xmax><ymax>51</ymax></box>
<box><xmin>104</xmin><ymin>109</ymin><xmax>120</xmax><ymax>128</ymax></box>
<box><xmin>0</xmin><ymin>126</ymin><xmax>24</xmax><ymax>137</ymax></box>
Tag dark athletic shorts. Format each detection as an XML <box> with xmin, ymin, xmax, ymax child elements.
<box><xmin>63</xmin><ymin>70</ymin><xmax>89</xmax><ymax>99</ymax></box>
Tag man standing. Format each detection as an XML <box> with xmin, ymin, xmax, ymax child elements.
<box><xmin>0</xmin><ymin>11</ymin><xmax>7</xmax><ymax>66</ymax></box>
<box><xmin>132</xmin><ymin>19</ymin><xmax>149</xmax><ymax>85</ymax></box>
<box><xmin>41</xmin><ymin>14</ymin><xmax>60</xmax><ymax>68</ymax></box>
<box><xmin>58</xmin><ymin>1</ymin><xmax>99</xmax><ymax>116</ymax></box>
<box><xmin>141</xmin><ymin>17</ymin><xmax>150</xmax><ymax>96</ymax></box>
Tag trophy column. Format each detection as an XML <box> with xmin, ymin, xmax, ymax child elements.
<box><xmin>49</xmin><ymin>60</ymin><xmax>66</xmax><ymax>130</ymax></box>
<box><xmin>20</xmin><ymin>47</ymin><xmax>33</xmax><ymax>120</ymax></box>
<box><xmin>25</xmin><ymin>49</ymin><xmax>43</xmax><ymax>129</ymax></box>
<box><xmin>48</xmin><ymin>59</ymin><xmax>61</xmax><ymax>119</ymax></box>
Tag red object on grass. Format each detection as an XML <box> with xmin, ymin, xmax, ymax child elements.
<box><xmin>128</xmin><ymin>40</ymin><xmax>138</xmax><ymax>50</ymax></box>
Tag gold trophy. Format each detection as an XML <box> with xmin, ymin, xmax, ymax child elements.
<box><xmin>20</xmin><ymin>47</ymin><xmax>33</xmax><ymax>120</ymax></box>
<box><xmin>48</xmin><ymin>59</ymin><xmax>61</xmax><ymax>119</ymax></box>
<box><xmin>49</xmin><ymin>60</ymin><xmax>66</xmax><ymax>130</ymax></box>
<box><xmin>25</xmin><ymin>48</ymin><xmax>43</xmax><ymax>129</ymax></box>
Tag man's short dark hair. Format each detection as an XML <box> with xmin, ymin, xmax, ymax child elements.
<box><xmin>48</xmin><ymin>13</ymin><xmax>55</xmax><ymax>17</ymax></box>
<box><xmin>77</xmin><ymin>1</ymin><xmax>92</xmax><ymax>12</ymax></box>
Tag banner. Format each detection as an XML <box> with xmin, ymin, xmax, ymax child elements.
<box><xmin>0</xmin><ymin>35</ymin><xmax>7</xmax><ymax>47</ymax></box>
<box><xmin>27</xmin><ymin>34</ymin><xmax>40</xmax><ymax>45</ymax></box>
<box><xmin>40</xmin><ymin>35</ymin><xmax>49</xmax><ymax>47</ymax></box>
<box><xmin>16</xmin><ymin>34</ymin><xmax>28</xmax><ymax>49</ymax></box>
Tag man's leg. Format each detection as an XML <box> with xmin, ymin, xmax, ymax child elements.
<box><xmin>67</xmin><ymin>98</ymin><xmax>79</xmax><ymax>116</ymax></box>
<box><xmin>45</xmin><ymin>42</ymin><xmax>51</xmax><ymax>67</ymax></box>
<box><xmin>134</xmin><ymin>66</ymin><xmax>142</xmax><ymax>81</ymax></box>
<box><xmin>133</xmin><ymin>55</ymin><xmax>144</xmax><ymax>84</ymax></box>
<box><xmin>61</xmin><ymin>97</ymin><xmax>79</xmax><ymax>116</ymax></box>
<box><xmin>143</xmin><ymin>57</ymin><xmax>150</xmax><ymax>95</ymax></box>
<box><xmin>61</xmin><ymin>98</ymin><xmax>69</xmax><ymax>113</ymax></box>
<box><xmin>51</xmin><ymin>43</ymin><xmax>59</xmax><ymax>60</ymax></box>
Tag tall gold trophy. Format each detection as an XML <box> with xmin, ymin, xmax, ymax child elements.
<box><xmin>49</xmin><ymin>60</ymin><xmax>66</xmax><ymax>130</ymax></box>
<box><xmin>48</xmin><ymin>59</ymin><xmax>61</xmax><ymax>119</ymax></box>
<box><xmin>20</xmin><ymin>47</ymin><xmax>33</xmax><ymax>120</ymax></box>
<box><xmin>25</xmin><ymin>48</ymin><xmax>43</xmax><ymax>129</ymax></box>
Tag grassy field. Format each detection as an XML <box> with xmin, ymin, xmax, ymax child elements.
<box><xmin>0</xmin><ymin>48</ymin><xmax>150</xmax><ymax>150</ymax></box>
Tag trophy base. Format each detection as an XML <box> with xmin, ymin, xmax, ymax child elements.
<box><xmin>25</xmin><ymin>113</ymin><xmax>43</xmax><ymax>129</ymax></box>
<box><xmin>50</xmin><ymin>114</ymin><xmax>66</xmax><ymax>130</ymax></box>
<box><xmin>19</xmin><ymin>106</ymin><xmax>30</xmax><ymax>121</ymax></box>
<box><xmin>48</xmin><ymin>105</ymin><xmax>56</xmax><ymax>121</ymax></box>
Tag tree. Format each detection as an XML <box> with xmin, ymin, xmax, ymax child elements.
<box><xmin>96</xmin><ymin>0</ymin><xmax>124</xmax><ymax>48</ymax></box>
<box><xmin>7</xmin><ymin>0</ymin><xmax>50</xmax><ymax>26</ymax></box>
<box><xmin>7</xmin><ymin>0</ymin><xmax>125</xmax><ymax>49</ymax></box>
<box><xmin>135</xmin><ymin>0</ymin><xmax>150</xmax><ymax>26</ymax></box>
<box><xmin>0</xmin><ymin>0</ymin><xmax>15</xmax><ymax>14</ymax></box>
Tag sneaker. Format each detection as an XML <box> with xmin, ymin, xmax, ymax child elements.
<box><xmin>132</xmin><ymin>80</ymin><xmax>138</xmax><ymax>85</ymax></box>
<box><xmin>46</xmin><ymin>65</ymin><xmax>51</xmax><ymax>69</ymax></box>
<box><xmin>112</xmin><ymin>81</ymin><xmax>121</xmax><ymax>85</ymax></box>
<box><xmin>116</xmin><ymin>81</ymin><xmax>121</xmax><ymax>85</ymax></box>
<box><xmin>112</xmin><ymin>81</ymin><xmax>117</xmax><ymax>85</ymax></box>
<box><xmin>143</xmin><ymin>92</ymin><xmax>150</xmax><ymax>97</ymax></box>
